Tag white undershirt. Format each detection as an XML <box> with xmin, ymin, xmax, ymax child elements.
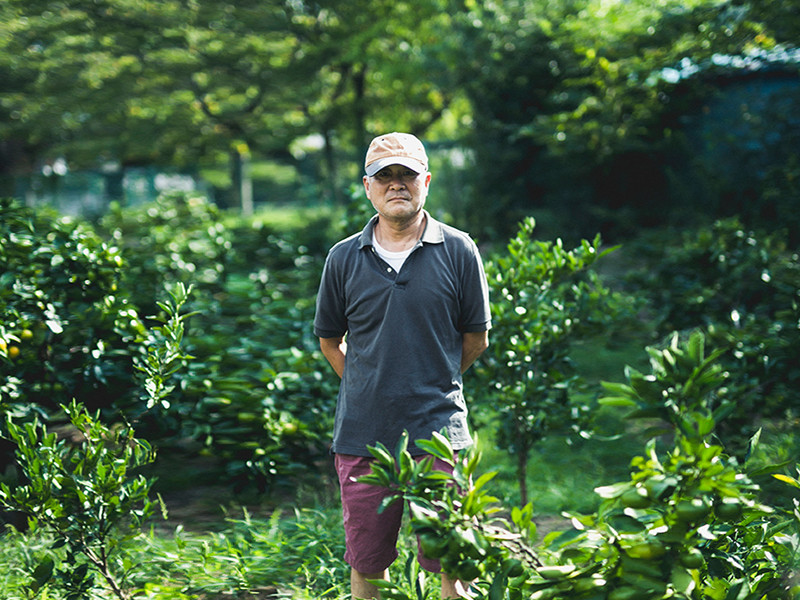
<box><xmin>372</xmin><ymin>237</ymin><xmax>414</xmax><ymax>272</ymax></box>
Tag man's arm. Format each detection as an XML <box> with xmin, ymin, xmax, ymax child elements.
<box><xmin>319</xmin><ymin>336</ymin><xmax>347</xmax><ymax>379</ymax></box>
<box><xmin>460</xmin><ymin>330</ymin><xmax>489</xmax><ymax>374</ymax></box>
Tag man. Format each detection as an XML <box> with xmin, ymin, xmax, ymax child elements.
<box><xmin>314</xmin><ymin>132</ymin><xmax>491</xmax><ymax>599</ymax></box>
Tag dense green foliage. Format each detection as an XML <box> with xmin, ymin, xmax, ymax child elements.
<box><xmin>0</xmin><ymin>0</ymin><xmax>462</xmax><ymax>206</ymax></box>
<box><xmin>2</xmin><ymin>0</ymin><xmax>798</xmax><ymax>237</ymax></box>
<box><xmin>1</xmin><ymin>401</ymin><xmax>161</xmax><ymax>599</ymax></box>
<box><xmin>96</xmin><ymin>193</ymin><xmax>339</xmax><ymax>491</ymax></box>
<box><xmin>475</xmin><ymin>217</ymin><xmax>634</xmax><ymax>503</ymax></box>
<box><xmin>453</xmin><ymin>0</ymin><xmax>800</xmax><ymax>240</ymax></box>
<box><xmin>2</xmin><ymin>193</ymin><xmax>799</xmax><ymax>597</ymax></box>
<box><xmin>0</xmin><ymin>197</ymin><xmax>144</xmax><ymax>415</ymax></box>
<box><xmin>1</xmin><ymin>194</ymin><xmax>337</xmax><ymax>494</ymax></box>
<box><xmin>0</xmin><ymin>284</ymin><xmax>190</xmax><ymax>598</ymax></box>
<box><xmin>365</xmin><ymin>332</ymin><xmax>800</xmax><ymax>600</ymax></box>
<box><xmin>626</xmin><ymin>218</ymin><xmax>800</xmax><ymax>448</ymax></box>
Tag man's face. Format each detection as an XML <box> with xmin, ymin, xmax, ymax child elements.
<box><xmin>363</xmin><ymin>164</ymin><xmax>431</xmax><ymax>223</ymax></box>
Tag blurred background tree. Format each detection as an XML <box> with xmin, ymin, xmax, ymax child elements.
<box><xmin>446</xmin><ymin>0</ymin><xmax>800</xmax><ymax>240</ymax></box>
<box><xmin>1</xmin><ymin>0</ymin><xmax>798</xmax><ymax>241</ymax></box>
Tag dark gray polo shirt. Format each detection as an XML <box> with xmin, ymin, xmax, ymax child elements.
<box><xmin>314</xmin><ymin>211</ymin><xmax>491</xmax><ymax>456</ymax></box>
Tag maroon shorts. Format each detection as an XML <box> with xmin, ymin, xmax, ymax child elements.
<box><xmin>335</xmin><ymin>453</ymin><xmax>454</xmax><ymax>574</ymax></box>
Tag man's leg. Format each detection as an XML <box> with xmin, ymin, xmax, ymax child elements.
<box><xmin>351</xmin><ymin>568</ymin><xmax>389</xmax><ymax>599</ymax></box>
<box><xmin>353</xmin><ymin>568</ymin><xmax>471</xmax><ymax>600</ymax></box>
<box><xmin>336</xmin><ymin>454</ymin><xmax>403</xmax><ymax>599</ymax></box>
<box><xmin>440</xmin><ymin>573</ymin><xmax>474</xmax><ymax>598</ymax></box>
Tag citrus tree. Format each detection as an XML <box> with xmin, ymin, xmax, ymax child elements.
<box><xmin>0</xmin><ymin>284</ymin><xmax>192</xmax><ymax>599</ymax></box>
<box><xmin>0</xmin><ymin>198</ymin><xmax>145</xmax><ymax>417</ymax></box>
<box><xmin>474</xmin><ymin>217</ymin><xmax>631</xmax><ymax>504</ymax></box>
<box><xmin>364</xmin><ymin>331</ymin><xmax>800</xmax><ymax>599</ymax></box>
<box><xmin>99</xmin><ymin>192</ymin><xmax>339</xmax><ymax>491</ymax></box>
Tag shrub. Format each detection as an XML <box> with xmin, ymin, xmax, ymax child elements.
<box><xmin>626</xmin><ymin>218</ymin><xmax>800</xmax><ymax>447</ymax></box>
<box><xmin>99</xmin><ymin>192</ymin><xmax>338</xmax><ymax>491</ymax></box>
<box><xmin>0</xmin><ymin>283</ymin><xmax>195</xmax><ymax>599</ymax></box>
<box><xmin>98</xmin><ymin>192</ymin><xmax>232</xmax><ymax>318</ymax></box>
<box><xmin>363</xmin><ymin>332</ymin><xmax>800</xmax><ymax>600</ymax></box>
<box><xmin>474</xmin><ymin>217</ymin><xmax>638</xmax><ymax>504</ymax></box>
<box><xmin>0</xmin><ymin>401</ymin><xmax>163</xmax><ymax>599</ymax></box>
<box><xmin>0</xmin><ymin>197</ymin><xmax>145</xmax><ymax>417</ymax></box>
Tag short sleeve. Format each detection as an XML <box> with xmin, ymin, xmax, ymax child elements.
<box><xmin>313</xmin><ymin>249</ymin><xmax>348</xmax><ymax>338</ymax></box>
<box><xmin>458</xmin><ymin>239</ymin><xmax>492</xmax><ymax>333</ymax></box>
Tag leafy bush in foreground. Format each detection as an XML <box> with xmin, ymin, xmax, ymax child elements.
<box><xmin>0</xmin><ymin>400</ymin><xmax>161</xmax><ymax>600</ymax></box>
<box><xmin>0</xmin><ymin>284</ymin><xmax>192</xmax><ymax>599</ymax></box>
<box><xmin>363</xmin><ymin>332</ymin><xmax>800</xmax><ymax>600</ymax></box>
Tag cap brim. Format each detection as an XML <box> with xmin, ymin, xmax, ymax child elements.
<box><xmin>365</xmin><ymin>156</ymin><xmax>427</xmax><ymax>177</ymax></box>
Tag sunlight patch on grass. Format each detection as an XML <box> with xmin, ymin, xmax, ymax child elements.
<box><xmin>222</xmin><ymin>203</ymin><xmax>339</xmax><ymax>231</ymax></box>
<box><xmin>473</xmin><ymin>409</ymin><xmax>644</xmax><ymax>516</ymax></box>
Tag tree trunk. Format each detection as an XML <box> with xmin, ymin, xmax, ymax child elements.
<box><xmin>322</xmin><ymin>129</ymin><xmax>341</xmax><ymax>205</ymax></box>
<box><xmin>230</xmin><ymin>148</ymin><xmax>253</xmax><ymax>216</ymax></box>
<box><xmin>353</xmin><ymin>65</ymin><xmax>367</xmax><ymax>151</ymax></box>
<box><xmin>517</xmin><ymin>441</ymin><xmax>530</xmax><ymax>506</ymax></box>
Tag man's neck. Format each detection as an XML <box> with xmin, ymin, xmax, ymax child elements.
<box><xmin>374</xmin><ymin>212</ymin><xmax>426</xmax><ymax>252</ymax></box>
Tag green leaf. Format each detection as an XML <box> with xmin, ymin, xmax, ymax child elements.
<box><xmin>772</xmin><ymin>474</ymin><xmax>800</xmax><ymax>489</ymax></box>
<box><xmin>686</xmin><ymin>331</ymin><xmax>705</xmax><ymax>363</ymax></box>
<box><xmin>671</xmin><ymin>565</ymin><xmax>696</xmax><ymax>596</ymax></box>
<box><xmin>394</xmin><ymin>431</ymin><xmax>410</xmax><ymax>459</ymax></box>
<box><xmin>367</xmin><ymin>443</ymin><xmax>396</xmax><ymax>468</ymax></box>
<box><xmin>378</xmin><ymin>495</ymin><xmax>402</xmax><ymax>514</ymax></box>
<box><xmin>472</xmin><ymin>471</ymin><xmax>497</xmax><ymax>493</ymax></box>
<box><xmin>464</xmin><ymin>447</ymin><xmax>482</xmax><ymax>477</ymax></box>
<box><xmin>594</xmin><ymin>482</ymin><xmax>630</xmax><ymax>498</ymax></box>
<box><xmin>744</xmin><ymin>428</ymin><xmax>762</xmax><ymax>463</ymax></box>
<box><xmin>489</xmin><ymin>572</ymin><xmax>508</xmax><ymax>600</ymax></box>
<box><xmin>398</xmin><ymin>448</ymin><xmax>414</xmax><ymax>484</ymax></box>
<box><xmin>598</xmin><ymin>396</ymin><xmax>638</xmax><ymax>407</ymax></box>
<box><xmin>31</xmin><ymin>557</ymin><xmax>55</xmax><ymax>592</ymax></box>
<box><xmin>415</xmin><ymin>430</ymin><xmax>455</xmax><ymax>465</ymax></box>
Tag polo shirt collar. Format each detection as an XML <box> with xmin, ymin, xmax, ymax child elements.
<box><xmin>357</xmin><ymin>210</ymin><xmax>444</xmax><ymax>249</ymax></box>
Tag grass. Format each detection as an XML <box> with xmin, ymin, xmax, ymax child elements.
<box><xmin>3</xmin><ymin>353</ymin><xmax>799</xmax><ymax>598</ymax></box>
<box><xmin>471</xmin><ymin>405</ymin><xmax>647</xmax><ymax>517</ymax></box>
<box><xmin>221</xmin><ymin>202</ymin><xmax>339</xmax><ymax>232</ymax></box>
<box><xmin>0</xmin><ymin>507</ymin><xmax>351</xmax><ymax>599</ymax></box>
<box><xmin>0</xmin><ymin>504</ymin><xmax>465</xmax><ymax>599</ymax></box>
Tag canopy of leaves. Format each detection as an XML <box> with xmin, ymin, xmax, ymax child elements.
<box><xmin>0</xmin><ymin>0</ymin><xmax>460</xmax><ymax>172</ymax></box>
<box><xmin>1</xmin><ymin>0</ymin><xmax>798</xmax><ymax>237</ymax></box>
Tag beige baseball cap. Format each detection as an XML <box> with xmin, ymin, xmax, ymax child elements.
<box><xmin>364</xmin><ymin>132</ymin><xmax>428</xmax><ymax>176</ymax></box>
